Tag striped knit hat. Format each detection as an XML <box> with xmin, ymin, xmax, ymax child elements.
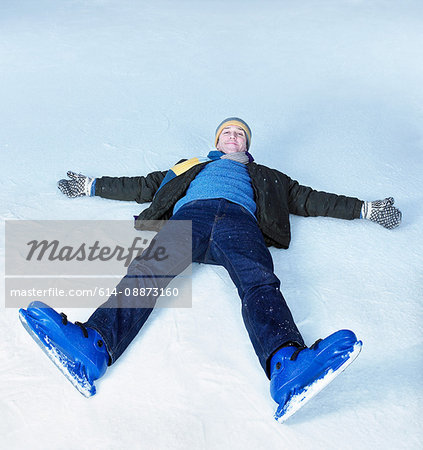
<box><xmin>214</xmin><ymin>117</ymin><xmax>252</xmax><ymax>150</ymax></box>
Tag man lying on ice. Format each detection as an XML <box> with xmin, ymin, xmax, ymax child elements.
<box><xmin>19</xmin><ymin>117</ymin><xmax>402</xmax><ymax>422</ymax></box>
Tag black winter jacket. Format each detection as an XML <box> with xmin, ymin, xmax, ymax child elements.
<box><xmin>95</xmin><ymin>161</ymin><xmax>363</xmax><ymax>249</ymax></box>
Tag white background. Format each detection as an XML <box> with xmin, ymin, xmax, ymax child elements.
<box><xmin>1</xmin><ymin>1</ymin><xmax>422</xmax><ymax>449</ymax></box>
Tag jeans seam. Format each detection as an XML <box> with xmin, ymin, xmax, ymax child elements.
<box><xmin>204</xmin><ymin>200</ymin><xmax>224</xmax><ymax>262</ymax></box>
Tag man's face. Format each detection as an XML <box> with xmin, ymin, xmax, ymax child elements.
<box><xmin>216</xmin><ymin>126</ymin><xmax>247</xmax><ymax>154</ymax></box>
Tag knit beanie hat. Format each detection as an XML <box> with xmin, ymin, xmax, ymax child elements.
<box><xmin>214</xmin><ymin>117</ymin><xmax>252</xmax><ymax>150</ymax></box>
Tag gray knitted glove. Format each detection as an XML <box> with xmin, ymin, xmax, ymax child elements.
<box><xmin>361</xmin><ymin>197</ymin><xmax>402</xmax><ymax>229</ymax></box>
<box><xmin>57</xmin><ymin>171</ymin><xmax>95</xmax><ymax>198</ymax></box>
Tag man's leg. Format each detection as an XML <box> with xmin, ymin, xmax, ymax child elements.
<box><xmin>204</xmin><ymin>200</ymin><xmax>305</xmax><ymax>377</ymax></box>
<box><xmin>19</xmin><ymin>201</ymin><xmax>216</xmax><ymax>396</ymax></box>
<box><xmin>84</xmin><ymin>217</ymin><xmax>197</xmax><ymax>364</ymax></box>
<box><xmin>205</xmin><ymin>200</ymin><xmax>362</xmax><ymax>423</ymax></box>
<box><xmin>84</xmin><ymin>200</ymin><xmax>225</xmax><ymax>364</ymax></box>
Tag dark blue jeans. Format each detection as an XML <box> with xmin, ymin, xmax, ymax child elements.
<box><xmin>85</xmin><ymin>199</ymin><xmax>304</xmax><ymax>377</ymax></box>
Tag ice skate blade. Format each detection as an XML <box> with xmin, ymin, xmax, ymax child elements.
<box><xmin>19</xmin><ymin>309</ymin><xmax>96</xmax><ymax>398</ymax></box>
<box><xmin>275</xmin><ymin>341</ymin><xmax>362</xmax><ymax>423</ymax></box>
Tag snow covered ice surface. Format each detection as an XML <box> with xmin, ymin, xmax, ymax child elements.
<box><xmin>1</xmin><ymin>0</ymin><xmax>422</xmax><ymax>449</ymax></box>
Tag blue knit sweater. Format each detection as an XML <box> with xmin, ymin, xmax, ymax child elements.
<box><xmin>173</xmin><ymin>158</ymin><xmax>256</xmax><ymax>217</ymax></box>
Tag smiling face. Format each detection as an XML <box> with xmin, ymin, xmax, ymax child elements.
<box><xmin>216</xmin><ymin>126</ymin><xmax>248</xmax><ymax>154</ymax></box>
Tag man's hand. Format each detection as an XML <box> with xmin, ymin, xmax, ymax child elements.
<box><xmin>57</xmin><ymin>171</ymin><xmax>95</xmax><ymax>198</ymax></box>
<box><xmin>361</xmin><ymin>197</ymin><xmax>402</xmax><ymax>229</ymax></box>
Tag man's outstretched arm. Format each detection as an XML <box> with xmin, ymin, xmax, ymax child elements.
<box><xmin>57</xmin><ymin>169</ymin><xmax>167</xmax><ymax>203</ymax></box>
<box><xmin>288</xmin><ymin>179</ymin><xmax>402</xmax><ymax>229</ymax></box>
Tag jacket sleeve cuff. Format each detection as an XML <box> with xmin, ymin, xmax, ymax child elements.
<box><xmin>89</xmin><ymin>178</ymin><xmax>97</xmax><ymax>196</ymax></box>
<box><xmin>355</xmin><ymin>200</ymin><xmax>364</xmax><ymax>219</ymax></box>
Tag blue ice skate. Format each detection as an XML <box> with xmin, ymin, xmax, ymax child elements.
<box><xmin>19</xmin><ymin>301</ymin><xmax>110</xmax><ymax>397</ymax></box>
<box><xmin>270</xmin><ymin>329</ymin><xmax>362</xmax><ymax>423</ymax></box>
